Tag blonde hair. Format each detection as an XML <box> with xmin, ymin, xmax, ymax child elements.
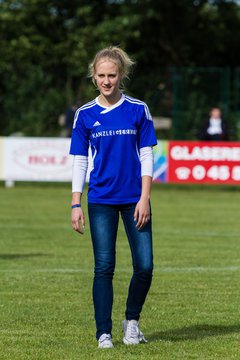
<box><xmin>89</xmin><ymin>46</ymin><xmax>135</xmax><ymax>86</ymax></box>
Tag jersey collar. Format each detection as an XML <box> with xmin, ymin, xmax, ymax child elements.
<box><xmin>96</xmin><ymin>94</ymin><xmax>125</xmax><ymax>114</ymax></box>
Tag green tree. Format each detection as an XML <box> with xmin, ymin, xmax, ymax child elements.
<box><xmin>1</xmin><ymin>0</ymin><xmax>240</xmax><ymax>136</ymax></box>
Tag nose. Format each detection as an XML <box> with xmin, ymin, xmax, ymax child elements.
<box><xmin>103</xmin><ymin>76</ymin><xmax>110</xmax><ymax>85</ymax></box>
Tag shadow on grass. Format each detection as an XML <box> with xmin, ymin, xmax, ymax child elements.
<box><xmin>0</xmin><ymin>253</ymin><xmax>51</xmax><ymax>260</ymax></box>
<box><xmin>147</xmin><ymin>324</ymin><xmax>240</xmax><ymax>342</ymax></box>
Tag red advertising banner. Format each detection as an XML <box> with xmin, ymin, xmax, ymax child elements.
<box><xmin>168</xmin><ymin>141</ymin><xmax>240</xmax><ymax>184</ymax></box>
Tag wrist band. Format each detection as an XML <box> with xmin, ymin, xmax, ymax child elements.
<box><xmin>71</xmin><ymin>204</ymin><xmax>81</xmax><ymax>209</ymax></box>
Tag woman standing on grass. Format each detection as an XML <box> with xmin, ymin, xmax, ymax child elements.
<box><xmin>70</xmin><ymin>46</ymin><xmax>157</xmax><ymax>349</ymax></box>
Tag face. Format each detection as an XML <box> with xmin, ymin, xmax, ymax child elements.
<box><xmin>94</xmin><ymin>59</ymin><xmax>122</xmax><ymax>100</ymax></box>
<box><xmin>210</xmin><ymin>108</ymin><xmax>221</xmax><ymax>119</ymax></box>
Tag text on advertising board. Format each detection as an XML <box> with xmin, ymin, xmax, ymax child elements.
<box><xmin>168</xmin><ymin>141</ymin><xmax>240</xmax><ymax>184</ymax></box>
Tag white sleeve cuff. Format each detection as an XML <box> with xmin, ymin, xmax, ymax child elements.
<box><xmin>140</xmin><ymin>146</ymin><xmax>153</xmax><ymax>177</ymax></box>
<box><xmin>72</xmin><ymin>155</ymin><xmax>88</xmax><ymax>193</ymax></box>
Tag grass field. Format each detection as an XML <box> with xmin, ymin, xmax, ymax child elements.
<box><xmin>0</xmin><ymin>183</ymin><xmax>240</xmax><ymax>360</ymax></box>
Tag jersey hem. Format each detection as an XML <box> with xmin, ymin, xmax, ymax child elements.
<box><xmin>88</xmin><ymin>197</ymin><xmax>140</xmax><ymax>205</ymax></box>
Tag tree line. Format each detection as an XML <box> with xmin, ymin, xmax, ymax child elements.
<box><xmin>1</xmin><ymin>0</ymin><xmax>240</xmax><ymax>136</ymax></box>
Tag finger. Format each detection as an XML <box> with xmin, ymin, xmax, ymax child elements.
<box><xmin>137</xmin><ymin>222</ymin><xmax>144</xmax><ymax>230</ymax></box>
<box><xmin>80</xmin><ymin>213</ymin><xmax>85</xmax><ymax>227</ymax></box>
<box><xmin>72</xmin><ymin>223</ymin><xmax>79</xmax><ymax>232</ymax></box>
<box><xmin>71</xmin><ymin>216</ymin><xmax>79</xmax><ymax>228</ymax></box>
<box><xmin>78</xmin><ymin>218</ymin><xmax>84</xmax><ymax>233</ymax></box>
<box><xmin>137</xmin><ymin>214</ymin><xmax>150</xmax><ymax>230</ymax></box>
<box><xmin>136</xmin><ymin>213</ymin><xmax>144</xmax><ymax>229</ymax></box>
<box><xmin>145</xmin><ymin>215</ymin><xmax>150</xmax><ymax>223</ymax></box>
<box><xmin>134</xmin><ymin>207</ymin><xmax>139</xmax><ymax>222</ymax></box>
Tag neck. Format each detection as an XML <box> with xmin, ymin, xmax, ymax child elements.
<box><xmin>98</xmin><ymin>92</ymin><xmax>122</xmax><ymax>107</ymax></box>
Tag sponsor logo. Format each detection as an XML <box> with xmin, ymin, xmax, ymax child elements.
<box><xmin>93</xmin><ymin>121</ymin><xmax>101</xmax><ymax>127</ymax></box>
<box><xmin>170</xmin><ymin>145</ymin><xmax>240</xmax><ymax>161</ymax></box>
<box><xmin>92</xmin><ymin>129</ymin><xmax>137</xmax><ymax>139</ymax></box>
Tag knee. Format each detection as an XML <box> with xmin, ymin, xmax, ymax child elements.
<box><xmin>134</xmin><ymin>263</ymin><xmax>153</xmax><ymax>280</ymax></box>
<box><xmin>94</xmin><ymin>261</ymin><xmax>115</xmax><ymax>279</ymax></box>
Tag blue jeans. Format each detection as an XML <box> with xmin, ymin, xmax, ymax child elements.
<box><xmin>88</xmin><ymin>203</ymin><xmax>153</xmax><ymax>340</ymax></box>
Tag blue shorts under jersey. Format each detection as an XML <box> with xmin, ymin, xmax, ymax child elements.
<box><xmin>70</xmin><ymin>94</ymin><xmax>157</xmax><ymax>204</ymax></box>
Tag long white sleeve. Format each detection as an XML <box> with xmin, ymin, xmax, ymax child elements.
<box><xmin>140</xmin><ymin>147</ymin><xmax>153</xmax><ymax>177</ymax></box>
<box><xmin>72</xmin><ymin>155</ymin><xmax>88</xmax><ymax>193</ymax></box>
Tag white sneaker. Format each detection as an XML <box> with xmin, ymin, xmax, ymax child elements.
<box><xmin>98</xmin><ymin>333</ymin><xmax>113</xmax><ymax>349</ymax></box>
<box><xmin>122</xmin><ymin>319</ymin><xmax>148</xmax><ymax>345</ymax></box>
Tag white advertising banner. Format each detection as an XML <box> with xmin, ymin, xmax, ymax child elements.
<box><xmin>2</xmin><ymin>137</ymin><xmax>73</xmax><ymax>182</ymax></box>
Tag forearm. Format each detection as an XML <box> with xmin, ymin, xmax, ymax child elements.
<box><xmin>71</xmin><ymin>155</ymin><xmax>87</xmax><ymax>230</ymax></box>
<box><xmin>71</xmin><ymin>155</ymin><xmax>88</xmax><ymax>205</ymax></box>
<box><xmin>139</xmin><ymin>146</ymin><xmax>153</xmax><ymax>200</ymax></box>
<box><xmin>71</xmin><ymin>191</ymin><xmax>85</xmax><ymax>232</ymax></box>
<box><xmin>72</xmin><ymin>191</ymin><xmax>82</xmax><ymax>205</ymax></box>
<box><xmin>140</xmin><ymin>175</ymin><xmax>152</xmax><ymax>201</ymax></box>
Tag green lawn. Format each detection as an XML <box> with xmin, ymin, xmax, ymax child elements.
<box><xmin>0</xmin><ymin>183</ymin><xmax>240</xmax><ymax>360</ymax></box>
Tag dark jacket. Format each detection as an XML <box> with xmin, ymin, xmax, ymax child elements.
<box><xmin>198</xmin><ymin>118</ymin><xmax>228</xmax><ymax>141</ymax></box>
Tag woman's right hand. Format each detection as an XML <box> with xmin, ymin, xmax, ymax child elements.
<box><xmin>71</xmin><ymin>207</ymin><xmax>85</xmax><ymax>234</ymax></box>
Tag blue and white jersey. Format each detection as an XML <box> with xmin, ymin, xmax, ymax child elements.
<box><xmin>70</xmin><ymin>94</ymin><xmax>157</xmax><ymax>204</ymax></box>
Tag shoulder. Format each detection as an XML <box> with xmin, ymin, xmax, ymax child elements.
<box><xmin>125</xmin><ymin>95</ymin><xmax>152</xmax><ymax>120</ymax></box>
<box><xmin>73</xmin><ymin>99</ymin><xmax>97</xmax><ymax>128</ymax></box>
<box><xmin>124</xmin><ymin>95</ymin><xmax>152</xmax><ymax>120</ymax></box>
<box><xmin>77</xmin><ymin>99</ymin><xmax>97</xmax><ymax>114</ymax></box>
<box><xmin>124</xmin><ymin>95</ymin><xmax>147</xmax><ymax>107</ymax></box>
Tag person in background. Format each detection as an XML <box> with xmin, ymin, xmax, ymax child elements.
<box><xmin>198</xmin><ymin>107</ymin><xmax>228</xmax><ymax>141</ymax></box>
<box><xmin>69</xmin><ymin>46</ymin><xmax>157</xmax><ymax>349</ymax></box>
<box><xmin>65</xmin><ymin>101</ymin><xmax>80</xmax><ymax>137</ymax></box>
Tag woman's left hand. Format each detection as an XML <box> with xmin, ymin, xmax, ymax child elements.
<box><xmin>134</xmin><ymin>198</ymin><xmax>151</xmax><ymax>230</ymax></box>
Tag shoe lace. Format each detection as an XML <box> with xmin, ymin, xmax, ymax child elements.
<box><xmin>125</xmin><ymin>320</ymin><xmax>148</xmax><ymax>343</ymax></box>
<box><xmin>126</xmin><ymin>321</ymin><xmax>139</xmax><ymax>339</ymax></box>
<box><xmin>99</xmin><ymin>334</ymin><xmax>111</xmax><ymax>343</ymax></box>
<box><xmin>139</xmin><ymin>330</ymin><xmax>148</xmax><ymax>343</ymax></box>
